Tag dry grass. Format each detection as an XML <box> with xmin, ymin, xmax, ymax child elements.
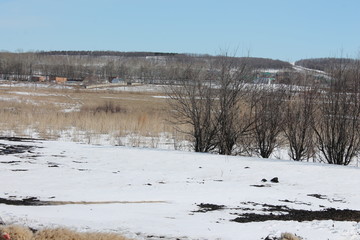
<box><xmin>280</xmin><ymin>232</ymin><xmax>302</xmax><ymax>240</ymax></box>
<box><xmin>0</xmin><ymin>84</ymin><xmax>187</xmax><ymax>145</ymax></box>
<box><xmin>0</xmin><ymin>225</ymin><xmax>131</xmax><ymax>240</ymax></box>
<box><xmin>0</xmin><ymin>225</ymin><xmax>33</xmax><ymax>240</ymax></box>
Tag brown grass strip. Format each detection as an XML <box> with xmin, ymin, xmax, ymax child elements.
<box><xmin>0</xmin><ymin>225</ymin><xmax>133</xmax><ymax>240</ymax></box>
<box><xmin>0</xmin><ymin>197</ymin><xmax>168</xmax><ymax>206</ymax></box>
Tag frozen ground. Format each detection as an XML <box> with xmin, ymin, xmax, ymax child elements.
<box><xmin>1</xmin><ymin>138</ymin><xmax>360</xmax><ymax>240</ymax></box>
<box><xmin>0</xmin><ymin>80</ymin><xmax>167</xmax><ymax>93</ymax></box>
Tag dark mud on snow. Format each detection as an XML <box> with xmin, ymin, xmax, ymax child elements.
<box><xmin>195</xmin><ymin>202</ymin><xmax>360</xmax><ymax>223</ymax></box>
<box><xmin>0</xmin><ymin>136</ymin><xmax>42</xmax><ymax>156</ymax></box>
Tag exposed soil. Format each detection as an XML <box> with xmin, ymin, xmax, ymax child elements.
<box><xmin>0</xmin><ymin>136</ymin><xmax>44</xmax><ymax>156</ymax></box>
<box><xmin>77</xmin><ymin>168</ymin><xmax>90</xmax><ymax>171</ymax></box>
<box><xmin>233</xmin><ymin>207</ymin><xmax>360</xmax><ymax>223</ymax></box>
<box><xmin>279</xmin><ymin>199</ymin><xmax>311</xmax><ymax>206</ymax></box>
<box><xmin>250</xmin><ymin>184</ymin><xmax>269</xmax><ymax>188</ymax></box>
<box><xmin>0</xmin><ymin>160</ymin><xmax>21</xmax><ymax>164</ymax></box>
<box><xmin>307</xmin><ymin>194</ymin><xmax>346</xmax><ymax>203</ymax></box>
<box><xmin>48</xmin><ymin>164</ymin><xmax>60</xmax><ymax>168</ymax></box>
<box><xmin>0</xmin><ymin>143</ymin><xmax>34</xmax><ymax>155</ymax></box>
<box><xmin>0</xmin><ymin>197</ymin><xmax>167</xmax><ymax>206</ymax></box>
<box><xmin>195</xmin><ymin>203</ymin><xmax>226</xmax><ymax>212</ymax></box>
<box><xmin>307</xmin><ymin>194</ymin><xmax>327</xmax><ymax>199</ymax></box>
<box><xmin>195</xmin><ymin>202</ymin><xmax>360</xmax><ymax>223</ymax></box>
<box><xmin>0</xmin><ymin>136</ymin><xmax>41</xmax><ymax>142</ymax></box>
<box><xmin>0</xmin><ymin>197</ymin><xmax>42</xmax><ymax>206</ymax></box>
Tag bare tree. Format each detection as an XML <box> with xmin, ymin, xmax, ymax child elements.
<box><xmin>166</xmin><ymin>54</ymin><xmax>253</xmax><ymax>155</ymax></box>
<box><xmin>167</xmin><ymin>63</ymin><xmax>218</xmax><ymax>152</ymax></box>
<box><xmin>212</xmin><ymin>56</ymin><xmax>253</xmax><ymax>155</ymax></box>
<box><xmin>251</xmin><ymin>86</ymin><xmax>288</xmax><ymax>158</ymax></box>
<box><xmin>283</xmin><ymin>86</ymin><xmax>316</xmax><ymax>161</ymax></box>
<box><xmin>314</xmin><ymin>60</ymin><xmax>360</xmax><ymax>165</ymax></box>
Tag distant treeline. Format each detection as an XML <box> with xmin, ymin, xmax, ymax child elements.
<box><xmin>237</xmin><ymin>57</ymin><xmax>292</xmax><ymax>69</ymax></box>
<box><xmin>0</xmin><ymin>50</ymin><xmax>292</xmax><ymax>82</ymax></box>
<box><xmin>38</xmin><ymin>51</ymin><xmax>291</xmax><ymax>69</ymax></box>
<box><xmin>295</xmin><ymin>58</ymin><xmax>357</xmax><ymax>72</ymax></box>
<box><xmin>38</xmin><ymin>50</ymin><xmax>184</xmax><ymax>58</ymax></box>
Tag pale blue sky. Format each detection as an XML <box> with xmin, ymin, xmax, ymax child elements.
<box><xmin>0</xmin><ymin>0</ymin><xmax>359</xmax><ymax>61</ymax></box>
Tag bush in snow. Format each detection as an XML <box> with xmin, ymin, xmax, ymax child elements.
<box><xmin>0</xmin><ymin>225</ymin><xmax>131</xmax><ymax>240</ymax></box>
<box><xmin>280</xmin><ymin>232</ymin><xmax>302</xmax><ymax>240</ymax></box>
<box><xmin>0</xmin><ymin>225</ymin><xmax>33</xmax><ymax>240</ymax></box>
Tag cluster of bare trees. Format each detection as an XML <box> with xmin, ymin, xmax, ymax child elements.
<box><xmin>0</xmin><ymin>51</ymin><xmax>291</xmax><ymax>83</ymax></box>
<box><xmin>0</xmin><ymin>52</ymin><xmax>209</xmax><ymax>82</ymax></box>
<box><xmin>167</xmin><ymin>55</ymin><xmax>254</xmax><ymax>154</ymax></box>
<box><xmin>167</xmin><ymin>57</ymin><xmax>360</xmax><ymax>166</ymax></box>
<box><xmin>313</xmin><ymin>61</ymin><xmax>360</xmax><ymax>165</ymax></box>
<box><xmin>295</xmin><ymin>58</ymin><xmax>356</xmax><ymax>72</ymax></box>
<box><xmin>2</xmin><ymin>51</ymin><xmax>359</xmax><ymax>165</ymax></box>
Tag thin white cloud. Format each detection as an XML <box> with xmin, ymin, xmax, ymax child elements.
<box><xmin>0</xmin><ymin>16</ymin><xmax>48</xmax><ymax>30</ymax></box>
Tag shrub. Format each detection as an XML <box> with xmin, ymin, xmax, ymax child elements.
<box><xmin>0</xmin><ymin>225</ymin><xmax>132</xmax><ymax>240</ymax></box>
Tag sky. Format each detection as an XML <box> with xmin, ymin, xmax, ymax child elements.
<box><xmin>0</xmin><ymin>0</ymin><xmax>359</xmax><ymax>61</ymax></box>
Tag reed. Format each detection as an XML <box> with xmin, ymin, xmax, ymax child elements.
<box><xmin>0</xmin><ymin>84</ymin><xmax>186</xmax><ymax>146</ymax></box>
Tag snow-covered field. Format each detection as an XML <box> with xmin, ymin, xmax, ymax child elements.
<box><xmin>1</xmin><ymin>138</ymin><xmax>360</xmax><ymax>240</ymax></box>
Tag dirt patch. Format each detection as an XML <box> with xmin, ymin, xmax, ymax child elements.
<box><xmin>307</xmin><ymin>193</ymin><xmax>327</xmax><ymax>199</ymax></box>
<box><xmin>0</xmin><ymin>137</ymin><xmax>43</xmax><ymax>156</ymax></box>
<box><xmin>0</xmin><ymin>143</ymin><xmax>34</xmax><ymax>155</ymax></box>
<box><xmin>0</xmin><ymin>197</ymin><xmax>41</xmax><ymax>206</ymax></box>
<box><xmin>0</xmin><ymin>136</ymin><xmax>41</xmax><ymax>142</ymax></box>
<box><xmin>195</xmin><ymin>203</ymin><xmax>225</xmax><ymax>212</ymax></box>
<box><xmin>48</xmin><ymin>164</ymin><xmax>59</xmax><ymax>168</ymax></box>
<box><xmin>0</xmin><ymin>160</ymin><xmax>21</xmax><ymax>164</ymax></box>
<box><xmin>0</xmin><ymin>197</ymin><xmax>167</xmax><ymax>206</ymax></box>
<box><xmin>51</xmin><ymin>154</ymin><xmax>66</xmax><ymax>158</ymax></box>
<box><xmin>194</xmin><ymin>202</ymin><xmax>360</xmax><ymax>222</ymax></box>
<box><xmin>250</xmin><ymin>184</ymin><xmax>269</xmax><ymax>188</ymax></box>
<box><xmin>232</xmin><ymin>206</ymin><xmax>360</xmax><ymax>223</ymax></box>
<box><xmin>279</xmin><ymin>199</ymin><xmax>312</xmax><ymax>206</ymax></box>
<box><xmin>231</xmin><ymin>203</ymin><xmax>360</xmax><ymax>223</ymax></box>
<box><xmin>307</xmin><ymin>194</ymin><xmax>346</xmax><ymax>203</ymax></box>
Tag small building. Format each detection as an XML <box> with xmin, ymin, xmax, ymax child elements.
<box><xmin>50</xmin><ymin>76</ymin><xmax>67</xmax><ymax>84</ymax></box>
<box><xmin>31</xmin><ymin>75</ymin><xmax>47</xmax><ymax>82</ymax></box>
<box><xmin>254</xmin><ymin>72</ymin><xmax>276</xmax><ymax>84</ymax></box>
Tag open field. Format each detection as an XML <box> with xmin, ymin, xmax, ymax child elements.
<box><xmin>1</xmin><ymin>137</ymin><xmax>360</xmax><ymax>240</ymax></box>
<box><xmin>0</xmin><ymin>81</ymin><xmax>188</xmax><ymax>149</ymax></box>
<box><xmin>2</xmin><ymin>80</ymin><xmax>360</xmax><ymax>239</ymax></box>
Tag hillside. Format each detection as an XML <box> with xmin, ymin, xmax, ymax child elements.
<box><xmin>0</xmin><ymin>51</ymin><xmax>292</xmax><ymax>82</ymax></box>
<box><xmin>37</xmin><ymin>51</ymin><xmax>292</xmax><ymax>68</ymax></box>
<box><xmin>38</xmin><ymin>50</ymin><xmax>183</xmax><ymax>58</ymax></box>
<box><xmin>295</xmin><ymin>58</ymin><xmax>357</xmax><ymax>72</ymax></box>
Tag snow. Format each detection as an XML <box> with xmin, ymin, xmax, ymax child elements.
<box><xmin>152</xmin><ymin>95</ymin><xmax>170</xmax><ymax>99</ymax></box>
<box><xmin>101</xmin><ymin>85</ymin><xmax>167</xmax><ymax>93</ymax></box>
<box><xmin>0</xmin><ymin>80</ymin><xmax>73</xmax><ymax>90</ymax></box>
<box><xmin>1</xmin><ymin>139</ymin><xmax>360</xmax><ymax>240</ymax></box>
<box><xmin>7</xmin><ymin>91</ymin><xmax>60</xmax><ymax>97</ymax></box>
<box><xmin>292</xmin><ymin>65</ymin><xmax>327</xmax><ymax>75</ymax></box>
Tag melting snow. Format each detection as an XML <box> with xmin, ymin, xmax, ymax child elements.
<box><xmin>0</xmin><ymin>138</ymin><xmax>360</xmax><ymax>239</ymax></box>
